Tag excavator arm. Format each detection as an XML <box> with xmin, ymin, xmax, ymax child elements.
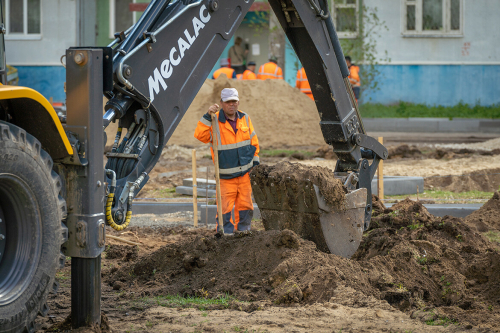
<box><xmin>103</xmin><ymin>0</ymin><xmax>387</xmax><ymax>232</ymax></box>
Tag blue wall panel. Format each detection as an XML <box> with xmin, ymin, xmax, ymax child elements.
<box><xmin>16</xmin><ymin>66</ymin><xmax>66</xmax><ymax>102</ymax></box>
<box><xmin>362</xmin><ymin>65</ymin><xmax>500</xmax><ymax>106</ymax></box>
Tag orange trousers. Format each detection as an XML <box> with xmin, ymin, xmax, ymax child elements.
<box><xmin>216</xmin><ymin>173</ymin><xmax>254</xmax><ymax>233</ymax></box>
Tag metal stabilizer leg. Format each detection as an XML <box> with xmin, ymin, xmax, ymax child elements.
<box><xmin>64</xmin><ymin>48</ymin><xmax>106</xmax><ymax>329</ymax></box>
<box><xmin>71</xmin><ymin>257</ymin><xmax>102</xmax><ymax>327</ymax></box>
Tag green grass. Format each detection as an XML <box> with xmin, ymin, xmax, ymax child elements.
<box><xmin>134</xmin><ymin>294</ymin><xmax>243</xmax><ymax>310</ymax></box>
<box><xmin>360</xmin><ymin>102</ymin><xmax>500</xmax><ymax>119</ymax></box>
<box><xmin>385</xmin><ymin>190</ymin><xmax>495</xmax><ymax>203</ymax></box>
<box><xmin>425</xmin><ymin>315</ymin><xmax>457</xmax><ymax>326</ymax></box>
<box><xmin>484</xmin><ymin>231</ymin><xmax>500</xmax><ymax>245</ymax></box>
<box><xmin>260</xmin><ymin>149</ymin><xmax>315</xmax><ymax>159</ymax></box>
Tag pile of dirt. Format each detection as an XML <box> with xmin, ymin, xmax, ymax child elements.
<box><xmin>107</xmin><ymin>229</ymin><xmax>374</xmax><ymax>305</ymax></box>
<box><xmin>354</xmin><ymin>198</ymin><xmax>500</xmax><ymax>329</ymax></box>
<box><xmin>387</xmin><ymin>144</ymin><xmax>423</xmax><ymax>159</ymax></box>
<box><xmin>250</xmin><ymin>162</ymin><xmax>346</xmax><ymax>207</ymax></box>
<box><xmin>465</xmin><ymin>191</ymin><xmax>500</xmax><ymax>232</ymax></box>
<box><xmin>425</xmin><ymin>167</ymin><xmax>500</xmax><ymax>192</ymax></box>
<box><xmin>167</xmin><ymin>76</ymin><xmax>324</xmax><ymax>148</ymax></box>
<box><xmin>104</xmin><ymin>244</ymin><xmax>139</xmax><ymax>261</ymax></box>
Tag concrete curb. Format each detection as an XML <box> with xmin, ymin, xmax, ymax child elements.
<box><xmin>372</xmin><ymin>176</ymin><xmax>424</xmax><ymax>196</ymax></box>
<box><xmin>364</xmin><ymin>118</ymin><xmax>500</xmax><ymax>133</ymax></box>
<box><xmin>133</xmin><ymin>202</ymin><xmax>481</xmax><ymax>221</ymax></box>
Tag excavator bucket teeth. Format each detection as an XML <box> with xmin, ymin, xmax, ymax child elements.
<box><xmin>250</xmin><ymin>173</ymin><xmax>367</xmax><ymax>258</ymax></box>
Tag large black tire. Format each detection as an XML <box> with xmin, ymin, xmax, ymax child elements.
<box><xmin>0</xmin><ymin>122</ymin><xmax>68</xmax><ymax>333</ymax></box>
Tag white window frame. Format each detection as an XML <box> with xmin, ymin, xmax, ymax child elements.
<box><xmin>331</xmin><ymin>0</ymin><xmax>359</xmax><ymax>39</ymax></box>
<box><xmin>401</xmin><ymin>0</ymin><xmax>463</xmax><ymax>37</ymax></box>
<box><xmin>109</xmin><ymin>0</ymin><xmax>137</xmax><ymax>39</ymax></box>
<box><xmin>4</xmin><ymin>0</ymin><xmax>42</xmax><ymax>41</ymax></box>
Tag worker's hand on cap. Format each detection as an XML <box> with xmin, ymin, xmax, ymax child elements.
<box><xmin>208</xmin><ymin>104</ymin><xmax>219</xmax><ymax>115</ymax></box>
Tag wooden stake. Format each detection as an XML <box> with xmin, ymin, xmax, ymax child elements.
<box><xmin>192</xmin><ymin>149</ymin><xmax>198</xmax><ymax>227</ymax></box>
<box><xmin>206</xmin><ymin>165</ymin><xmax>209</xmax><ymax>227</ymax></box>
<box><xmin>377</xmin><ymin>137</ymin><xmax>384</xmax><ymax>200</ymax></box>
<box><xmin>107</xmin><ymin>234</ymin><xmax>141</xmax><ymax>246</ymax></box>
<box><xmin>211</xmin><ymin>114</ymin><xmax>224</xmax><ymax>235</ymax></box>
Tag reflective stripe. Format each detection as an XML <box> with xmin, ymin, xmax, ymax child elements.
<box><xmin>218</xmin><ymin>139</ymin><xmax>251</xmax><ymax>151</ymax></box>
<box><xmin>250</xmin><ymin>131</ymin><xmax>256</xmax><ymax>139</ymax></box>
<box><xmin>199</xmin><ymin>116</ymin><xmax>212</xmax><ymax>127</ymax></box>
<box><xmin>300</xmin><ymin>88</ymin><xmax>312</xmax><ymax>92</ymax></box>
<box><xmin>219</xmin><ymin>160</ymin><xmax>254</xmax><ymax>175</ymax></box>
<box><xmin>253</xmin><ymin>156</ymin><xmax>260</xmax><ymax>163</ymax></box>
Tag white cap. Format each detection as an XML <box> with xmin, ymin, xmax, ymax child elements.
<box><xmin>221</xmin><ymin>88</ymin><xmax>239</xmax><ymax>102</ymax></box>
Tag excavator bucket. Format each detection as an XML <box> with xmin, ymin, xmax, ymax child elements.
<box><xmin>250</xmin><ymin>173</ymin><xmax>367</xmax><ymax>258</ymax></box>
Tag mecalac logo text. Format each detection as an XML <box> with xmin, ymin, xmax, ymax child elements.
<box><xmin>148</xmin><ymin>4</ymin><xmax>211</xmax><ymax>102</ymax></box>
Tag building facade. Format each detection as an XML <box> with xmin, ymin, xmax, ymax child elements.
<box><xmin>361</xmin><ymin>0</ymin><xmax>500</xmax><ymax>106</ymax></box>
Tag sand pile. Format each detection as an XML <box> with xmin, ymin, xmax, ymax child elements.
<box><xmin>466</xmin><ymin>191</ymin><xmax>500</xmax><ymax>232</ymax></box>
<box><xmin>436</xmin><ymin>137</ymin><xmax>500</xmax><ymax>152</ymax></box>
<box><xmin>167</xmin><ymin>76</ymin><xmax>325</xmax><ymax>147</ymax></box>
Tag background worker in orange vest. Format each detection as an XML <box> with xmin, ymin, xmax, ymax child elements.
<box><xmin>295</xmin><ymin>67</ymin><xmax>313</xmax><ymax>100</ymax></box>
<box><xmin>241</xmin><ymin>61</ymin><xmax>257</xmax><ymax>80</ymax></box>
<box><xmin>194</xmin><ymin>88</ymin><xmax>260</xmax><ymax>234</ymax></box>
<box><xmin>257</xmin><ymin>56</ymin><xmax>283</xmax><ymax>80</ymax></box>
<box><xmin>212</xmin><ymin>58</ymin><xmax>236</xmax><ymax>79</ymax></box>
<box><xmin>345</xmin><ymin>56</ymin><xmax>361</xmax><ymax>101</ymax></box>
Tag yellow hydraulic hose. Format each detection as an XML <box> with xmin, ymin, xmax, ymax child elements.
<box><xmin>105</xmin><ymin>169</ymin><xmax>133</xmax><ymax>231</ymax></box>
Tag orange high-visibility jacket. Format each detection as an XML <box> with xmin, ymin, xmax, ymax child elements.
<box><xmin>236</xmin><ymin>74</ymin><xmax>243</xmax><ymax>80</ymax></box>
<box><xmin>242</xmin><ymin>69</ymin><xmax>257</xmax><ymax>80</ymax></box>
<box><xmin>194</xmin><ymin>110</ymin><xmax>260</xmax><ymax>179</ymax></box>
<box><xmin>348</xmin><ymin>65</ymin><xmax>360</xmax><ymax>87</ymax></box>
<box><xmin>295</xmin><ymin>67</ymin><xmax>313</xmax><ymax>100</ymax></box>
<box><xmin>213</xmin><ymin>67</ymin><xmax>236</xmax><ymax>79</ymax></box>
<box><xmin>257</xmin><ymin>62</ymin><xmax>283</xmax><ymax>80</ymax></box>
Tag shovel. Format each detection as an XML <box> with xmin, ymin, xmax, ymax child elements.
<box><xmin>211</xmin><ymin>113</ymin><xmax>224</xmax><ymax>236</ymax></box>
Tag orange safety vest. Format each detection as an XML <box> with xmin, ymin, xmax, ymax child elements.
<box><xmin>348</xmin><ymin>65</ymin><xmax>360</xmax><ymax>87</ymax></box>
<box><xmin>236</xmin><ymin>74</ymin><xmax>243</xmax><ymax>80</ymax></box>
<box><xmin>213</xmin><ymin>67</ymin><xmax>236</xmax><ymax>79</ymax></box>
<box><xmin>295</xmin><ymin>67</ymin><xmax>313</xmax><ymax>100</ymax></box>
<box><xmin>257</xmin><ymin>62</ymin><xmax>283</xmax><ymax>80</ymax></box>
<box><xmin>242</xmin><ymin>69</ymin><xmax>257</xmax><ymax>80</ymax></box>
<box><xmin>194</xmin><ymin>110</ymin><xmax>260</xmax><ymax>179</ymax></box>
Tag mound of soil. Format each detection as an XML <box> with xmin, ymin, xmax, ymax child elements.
<box><xmin>108</xmin><ymin>229</ymin><xmax>374</xmax><ymax>305</ymax></box>
<box><xmin>250</xmin><ymin>162</ymin><xmax>346</xmax><ymax>207</ymax></box>
<box><xmin>388</xmin><ymin>144</ymin><xmax>423</xmax><ymax>159</ymax></box>
<box><xmin>354</xmin><ymin>199</ymin><xmax>500</xmax><ymax>329</ymax></box>
<box><xmin>466</xmin><ymin>191</ymin><xmax>500</xmax><ymax>232</ymax></box>
<box><xmin>104</xmin><ymin>244</ymin><xmax>139</xmax><ymax>261</ymax></box>
<box><xmin>425</xmin><ymin>167</ymin><xmax>500</xmax><ymax>192</ymax></box>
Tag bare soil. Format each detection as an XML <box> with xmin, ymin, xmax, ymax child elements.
<box><xmin>36</xmin><ymin>194</ymin><xmax>500</xmax><ymax>332</ymax></box>
<box><xmin>465</xmin><ymin>192</ymin><xmax>500</xmax><ymax>232</ymax></box>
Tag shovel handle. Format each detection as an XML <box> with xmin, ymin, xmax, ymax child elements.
<box><xmin>211</xmin><ymin>113</ymin><xmax>224</xmax><ymax>235</ymax></box>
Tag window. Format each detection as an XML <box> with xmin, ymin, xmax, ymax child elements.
<box><xmin>1</xmin><ymin>0</ymin><xmax>41</xmax><ymax>40</ymax></box>
<box><xmin>402</xmin><ymin>0</ymin><xmax>463</xmax><ymax>37</ymax></box>
<box><xmin>109</xmin><ymin>0</ymin><xmax>137</xmax><ymax>39</ymax></box>
<box><xmin>331</xmin><ymin>0</ymin><xmax>359</xmax><ymax>39</ymax></box>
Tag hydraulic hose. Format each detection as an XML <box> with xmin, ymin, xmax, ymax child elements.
<box><xmin>105</xmin><ymin>169</ymin><xmax>131</xmax><ymax>231</ymax></box>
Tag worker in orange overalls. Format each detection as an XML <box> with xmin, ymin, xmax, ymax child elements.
<box><xmin>212</xmin><ymin>58</ymin><xmax>236</xmax><ymax>79</ymax></box>
<box><xmin>257</xmin><ymin>56</ymin><xmax>283</xmax><ymax>80</ymax></box>
<box><xmin>345</xmin><ymin>56</ymin><xmax>360</xmax><ymax>101</ymax></box>
<box><xmin>194</xmin><ymin>88</ymin><xmax>260</xmax><ymax>234</ymax></box>
<box><xmin>295</xmin><ymin>67</ymin><xmax>313</xmax><ymax>100</ymax></box>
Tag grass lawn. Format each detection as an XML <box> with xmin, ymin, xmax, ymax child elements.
<box><xmin>384</xmin><ymin>190</ymin><xmax>495</xmax><ymax>203</ymax></box>
<box><xmin>360</xmin><ymin>102</ymin><xmax>500</xmax><ymax>119</ymax></box>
